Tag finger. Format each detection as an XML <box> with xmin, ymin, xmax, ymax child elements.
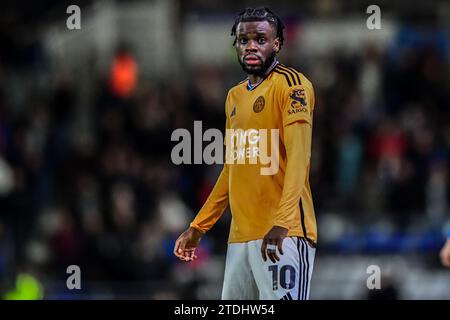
<box><xmin>273</xmin><ymin>250</ymin><xmax>280</xmax><ymax>262</ymax></box>
<box><xmin>178</xmin><ymin>254</ymin><xmax>188</xmax><ymax>262</ymax></box>
<box><xmin>183</xmin><ymin>249</ymin><xmax>192</xmax><ymax>260</ymax></box>
<box><xmin>186</xmin><ymin>249</ymin><xmax>196</xmax><ymax>260</ymax></box>
<box><xmin>278</xmin><ymin>239</ymin><xmax>284</xmax><ymax>255</ymax></box>
<box><xmin>266</xmin><ymin>241</ymin><xmax>277</xmax><ymax>263</ymax></box>
<box><xmin>261</xmin><ymin>239</ymin><xmax>267</xmax><ymax>261</ymax></box>
<box><xmin>270</xmin><ymin>248</ymin><xmax>280</xmax><ymax>262</ymax></box>
<box><xmin>176</xmin><ymin>250</ymin><xmax>186</xmax><ymax>261</ymax></box>
<box><xmin>174</xmin><ymin>243</ymin><xmax>186</xmax><ymax>260</ymax></box>
<box><xmin>173</xmin><ymin>239</ymin><xmax>180</xmax><ymax>256</ymax></box>
<box><xmin>443</xmin><ymin>256</ymin><xmax>450</xmax><ymax>267</ymax></box>
<box><xmin>267</xmin><ymin>251</ymin><xmax>273</xmax><ymax>263</ymax></box>
<box><xmin>268</xmin><ymin>250</ymin><xmax>277</xmax><ymax>263</ymax></box>
<box><xmin>176</xmin><ymin>241</ymin><xmax>190</xmax><ymax>260</ymax></box>
<box><xmin>184</xmin><ymin>254</ymin><xmax>193</xmax><ymax>262</ymax></box>
<box><xmin>177</xmin><ymin>236</ymin><xmax>187</xmax><ymax>252</ymax></box>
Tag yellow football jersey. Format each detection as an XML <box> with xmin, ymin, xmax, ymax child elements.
<box><xmin>191</xmin><ymin>63</ymin><xmax>317</xmax><ymax>245</ymax></box>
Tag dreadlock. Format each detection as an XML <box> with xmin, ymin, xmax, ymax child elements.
<box><xmin>231</xmin><ymin>7</ymin><xmax>285</xmax><ymax>48</ymax></box>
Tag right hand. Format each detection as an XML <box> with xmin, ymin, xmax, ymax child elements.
<box><xmin>173</xmin><ymin>227</ymin><xmax>203</xmax><ymax>262</ymax></box>
<box><xmin>440</xmin><ymin>238</ymin><xmax>450</xmax><ymax>268</ymax></box>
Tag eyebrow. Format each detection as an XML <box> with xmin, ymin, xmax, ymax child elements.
<box><xmin>237</xmin><ymin>30</ymin><xmax>269</xmax><ymax>36</ymax></box>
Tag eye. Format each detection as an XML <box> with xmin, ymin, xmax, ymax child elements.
<box><xmin>238</xmin><ymin>37</ymin><xmax>248</xmax><ymax>45</ymax></box>
<box><xmin>257</xmin><ymin>37</ymin><xmax>266</xmax><ymax>44</ymax></box>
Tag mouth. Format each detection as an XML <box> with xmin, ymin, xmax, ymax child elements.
<box><xmin>244</xmin><ymin>55</ymin><xmax>262</xmax><ymax>66</ymax></box>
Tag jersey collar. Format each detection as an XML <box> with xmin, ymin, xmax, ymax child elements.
<box><xmin>247</xmin><ymin>59</ymin><xmax>279</xmax><ymax>91</ymax></box>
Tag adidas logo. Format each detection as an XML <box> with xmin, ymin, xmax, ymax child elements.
<box><xmin>230</xmin><ymin>106</ymin><xmax>236</xmax><ymax>117</ymax></box>
<box><xmin>280</xmin><ymin>292</ymin><xmax>293</xmax><ymax>300</ymax></box>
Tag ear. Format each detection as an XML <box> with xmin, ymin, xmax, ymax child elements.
<box><xmin>273</xmin><ymin>38</ymin><xmax>280</xmax><ymax>53</ymax></box>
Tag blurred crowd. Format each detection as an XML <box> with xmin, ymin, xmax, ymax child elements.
<box><xmin>0</xmin><ymin>9</ymin><xmax>449</xmax><ymax>298</ymax></box>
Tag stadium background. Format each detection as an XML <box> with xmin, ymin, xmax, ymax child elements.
<box><xmin>0</xmin><ymin>0</ymin><xmax>449</xmax><ymax>299</ymax></box>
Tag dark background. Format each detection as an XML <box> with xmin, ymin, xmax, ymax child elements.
<box><xmin>0</xmin><ymin>0</ymin><xmax>449</xmax><ymax>299</ymax></box>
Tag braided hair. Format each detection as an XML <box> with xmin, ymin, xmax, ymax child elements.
<box><xmin>231</xmin><ymin>7</ymin><xmax>285</xmax><ymax>48</ymax></box>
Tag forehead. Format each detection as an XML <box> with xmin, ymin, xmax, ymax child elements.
<box><xmin>236</xmin><ymin>20</ymin><xmax>275</xmax><ymax>35</ymax></box>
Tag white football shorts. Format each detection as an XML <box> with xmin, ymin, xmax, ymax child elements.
<box><xmin>221</xmin><ymin>237</ymin><xmax>316</xmax><ymax>300</ymax></box>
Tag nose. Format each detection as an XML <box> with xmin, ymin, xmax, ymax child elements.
<box><xmin>245</xmin><ymin>40</ymin><xmax>258</xmax><ymax>53</ymax></box>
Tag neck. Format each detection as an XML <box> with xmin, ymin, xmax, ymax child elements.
<box><xmin>248</xmin><ymin>74</ymin><xmax>261</xmax><ymax>85</ymax></box>
<box><xmin>247</xmin><ymin>59</ymin><xmax>279</xmax><ymax>85</ymax></box>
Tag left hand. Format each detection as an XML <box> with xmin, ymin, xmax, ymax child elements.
<box><xmin>261</xmin><ymin>226</ymin><xmax>288</xmax><ymax>263</ymax></box>
<box><xmin>440</xmin><ymin>238</ymin><xmax>450</xmax><ymax>267</ymax></box>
